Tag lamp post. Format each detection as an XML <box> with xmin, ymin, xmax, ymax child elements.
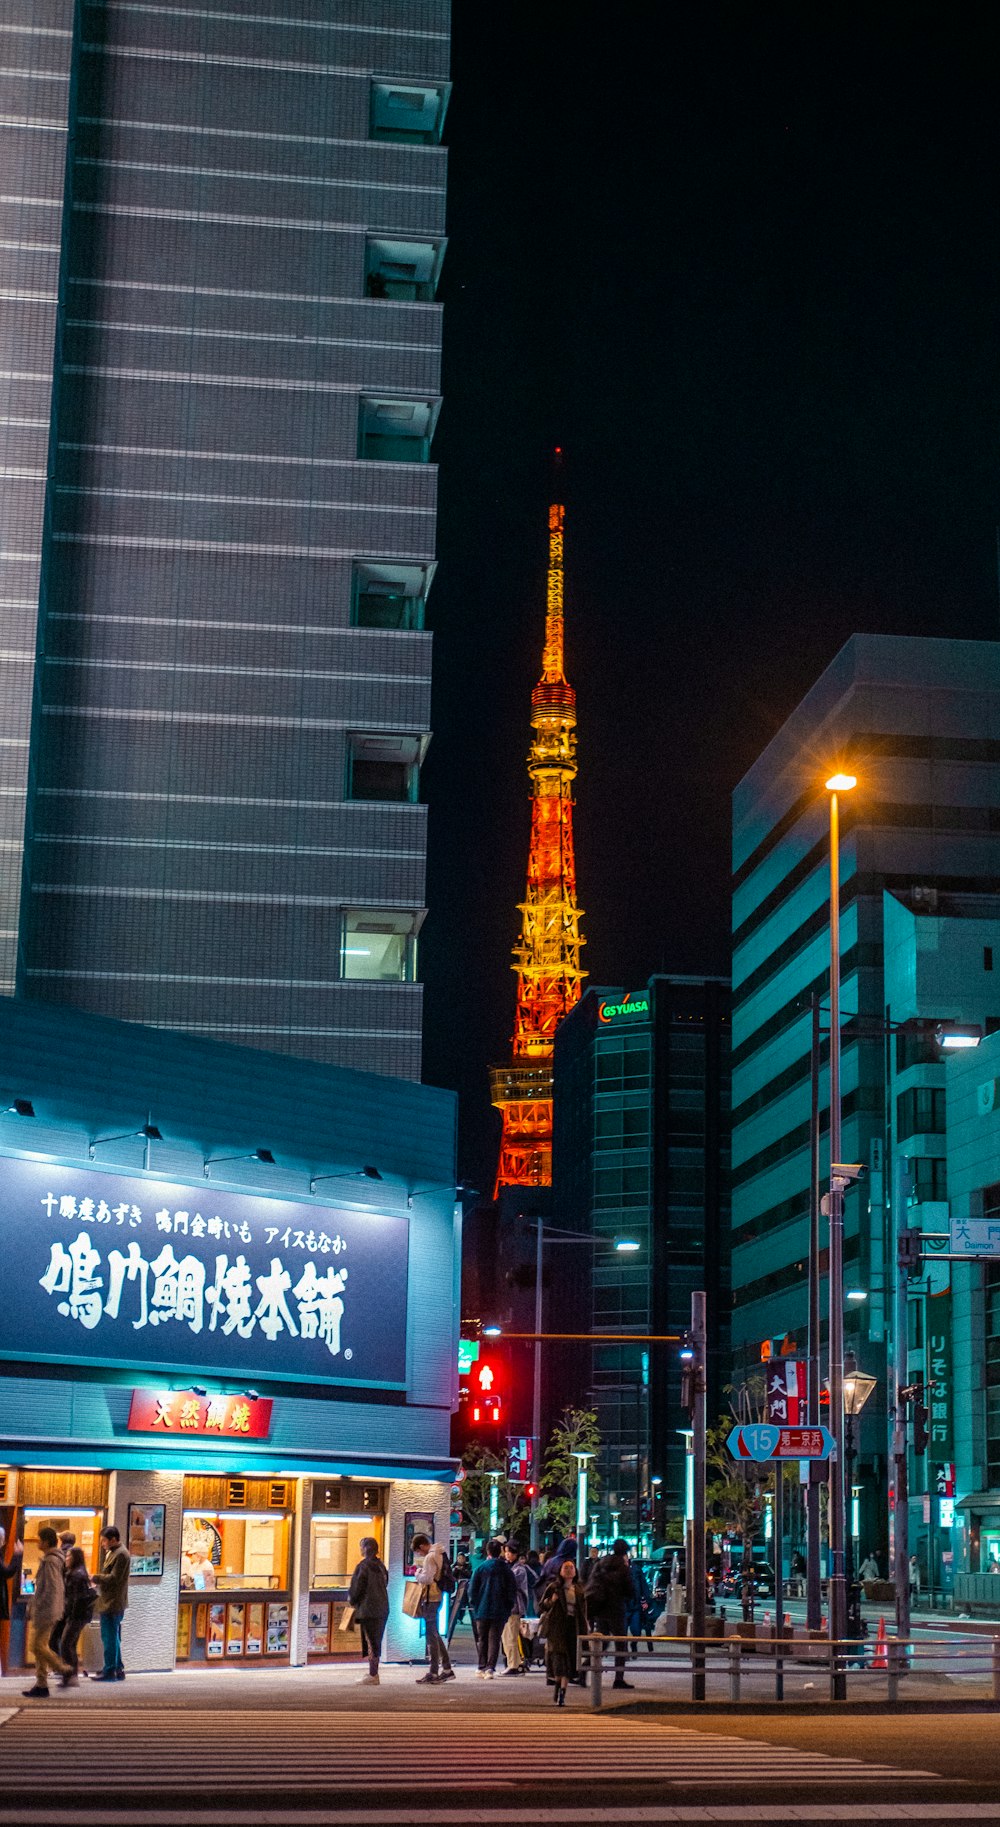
<box><xmin>843</xmin><ymin>1351</ymin><xmax>877</xmax><ymax>1635</ymax></box>
<box><xmin>824</xmin><ymin>770</ymin><xmax>856</xmax><ymax>1691</ymax></box>
<box><xmin>573</xmin><ymin>1451</ymin><xmax>593</xmax><ymax>1535</ymax></box>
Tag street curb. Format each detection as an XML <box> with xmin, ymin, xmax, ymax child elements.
<box><xmin>612</xmin><ymin>1697</ymin><xmax>999</xmax><ymax>1715</ymax></box>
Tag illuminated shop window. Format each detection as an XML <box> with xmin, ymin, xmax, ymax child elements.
<box><xmin>309</xmin><ymin>1514</ymin><xmax>385</xmax><ymax>1590</ymax></box>
<box><xmin>179</xmin><ymin>1509</ymin><xmax>291</xmax><ymax>1593</ymax></box>
<box><xmin>341</xmin><ymin>911</ymin><xmax>415</xmax><ymax>983</ymax></box>
<box><xmin>369</xmin><ymin>81</ymin><xmax>449</xmax><ymax>145</ymax></box>
<box><xmin>21</xmin><ymin>1509</ymin><xmax>104</xmax><ymax>1592</ymax></box>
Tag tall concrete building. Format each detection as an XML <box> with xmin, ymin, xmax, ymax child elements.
<box><xmin>554</xmin><ymin>976</ymin><xmax>731</xmax><ymax>1543</ymax></box>
<box><xmin>1</xmin><ymin>0</ymin><xmax>449</xmax><ymax>1078</ymax></box>
<box><xmin>731</xmin><ymin>634</ymin><xmax>1000</xmax><ymax>1562</ymax></box>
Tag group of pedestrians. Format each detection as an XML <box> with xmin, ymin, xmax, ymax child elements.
<box><xmin>347</xmin><ymin>1527</ymin><xmax>644</xmax><ymax>1701</ymax></box>
<box><xmin>18</xmin><ymin>1523</ymin><xmax>131</xmax><ymax>1697</ymax></box>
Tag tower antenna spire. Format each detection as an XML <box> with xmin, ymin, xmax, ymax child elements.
<box><xmin>490</xmin><ymin>453</ymin><xmax>586</xmax><ymax>1190</ymax></box>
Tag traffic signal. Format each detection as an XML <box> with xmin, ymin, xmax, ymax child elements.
<box><xmin>911</xmin><ymin>1378</ymin><xmax>929</xmax><ymax>1455</ymax></box>
<box><xmin>679</xmin><ymin>1332</ymin><xmax>695</xmax><ymax>1411</ymax></box>
<box><xmin>471</xmin><ymin>1358</ymin><xmax>502</xmax><ymax>1426</ymax></box>
<box><xmin>524</xmin><ymin>1482</ymin><xmax>537</xmax><ymax>1501</ymax></box>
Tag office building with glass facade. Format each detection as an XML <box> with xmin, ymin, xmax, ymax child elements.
<box><xmin>731</xmin><ymin>633</ymin><xmax>1000</xmax><ymax>1569</ymax></box>
<box><xmin>1</xmin><ymin>0</ymin><xmax>449</xmax><ymax>1078</ymax></box>
<box><xmin>553</xmin><ymin>976</ymin><xmax>731</xmax><ymax>1544</ymax></box>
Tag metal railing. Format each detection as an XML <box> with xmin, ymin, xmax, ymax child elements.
<box><xmin>579</xmin><ymin>1631</ymin><xmax>1000</xmax><ymax>1709</ymax></box>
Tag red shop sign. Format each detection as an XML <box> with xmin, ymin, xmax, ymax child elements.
<box><xmin>127</xmin><ymin>1389</ymin><xmax>273</xmax><ymax>1438</ymax></box>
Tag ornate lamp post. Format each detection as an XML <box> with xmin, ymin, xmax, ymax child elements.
<box><xmin>843</xmin><ymin>1351</ymin><xmax>877</xmax><ymax>1635</ymax></box>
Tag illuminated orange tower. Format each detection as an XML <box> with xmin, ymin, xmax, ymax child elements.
<box><xmin>490</xmin><ymin>457</ymin><xmax>586</xmax><ymax>1189</ymax></box>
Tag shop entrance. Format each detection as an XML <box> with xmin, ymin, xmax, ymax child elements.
<box><xmin>307</xmin><ymin>1481</ymin><xmax>387</xmax><ymax>1660</ymax></box>
<box><xmin>4</xmin><ymin>1470</ymin><xmax>108</xmax><ymax>1672</ymax></box>
<box><xmin>176</xmin><ymin>1474</ymin><xmax>294</xmax><ymax>1665</ymax></box>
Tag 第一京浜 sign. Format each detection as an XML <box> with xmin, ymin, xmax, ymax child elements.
<box><xmin>128</xmin><ymin>1390</ymin><xmax>273</xmax><ymax>1438</ymax></box>
<box><xmin>727</xmin><ymin>1423</ymin><xmax>835</xmax><ymax>1462</ymax></box>
<box><xmin>0</xmin><ymin>1155</ymin><xmax>409</xmax><ymax>1388</ymax></box>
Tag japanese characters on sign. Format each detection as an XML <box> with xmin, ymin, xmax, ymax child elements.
<box><xmin>927</xmin><ymin>1307</ymin><xmax>953</xmax><ymax>1466</ymax></box>
<box><xmin>765</xmin><ymin>1358</ymin><xmax>807</xmax><ymax>1426</ymax></box>
<box><xmin>0</xmin><ymin>1155</ymin><xmax>409</xmax><ymax>1388</ymax></box>
<box><xmin>127</xmin><ymin>1390</ymin><xmax>273</xmax><ymax>1439</ymax></box>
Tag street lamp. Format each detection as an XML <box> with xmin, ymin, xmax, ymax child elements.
<box><xmin>825</xmin><ymin>768</ymin><xmax>857</xmax><ymax>1688</ymax></box>
<box><xmin>573</xmin><ymin>1451</ymin><xmax>594</xmax><ymax>1534</ymax></box>
<box><xmin>843</xmin><ymin>1352</ymin><xmax>877</xmax><ymax>1634</ymax></box>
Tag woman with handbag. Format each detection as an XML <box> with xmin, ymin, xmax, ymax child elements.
<box><xmin>348</xmin><ymin>1537</ymin><xmax>390</xmax><ymax>1686</ymax></box>
<box><xmin>539</xmin><ymin>1557</ymin><xmax>588</xmax><ymax>1706</ymax></box>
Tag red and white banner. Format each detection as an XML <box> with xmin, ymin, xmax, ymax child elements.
<box><xmin>765</xmin><ymin>1358</ymin><xmax>807</xmax><ymax>1426</ymax></box>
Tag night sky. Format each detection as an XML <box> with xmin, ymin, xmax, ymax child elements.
<box><xmin>421</xmin><ymin>5</ymin><xmax>1000</xmax><ymax>1188</ymax></box>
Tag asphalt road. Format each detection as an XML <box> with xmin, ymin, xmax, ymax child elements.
<box><xmin>1</xmin><ymin>1690</ymin><xmax>999</xmax><ymax>1827</ymax></box>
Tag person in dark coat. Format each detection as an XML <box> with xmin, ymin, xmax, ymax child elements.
<box><xmin>627</xmin><ymin>1560</ymin><xmax>654</xmax><ymax>1656</ymax></box>
<box><xmin>59</xmin><ymin>1546</ymin><xmax>97</xmax><ymax>1687</ymax></box>
<box><xmin>584</xmin><ymin>1537</ymin><xmax>634</xmax><ymax>1689</ymax></box>
<box><xmin>0</xmin><ymin>1523</ymin><xmax>23</xmax><ymax>1678</ymax></box>
<box><xmin>540</xmin><ymin>1557</ymin><xmax>588</xmax><ymax>1706</ymax></box>
<box><xmin>466</xmin><ymin>1539</ymin><xmax>517</xmax><ymax>1678</ymax></box>
<box><xmin>348</xmin><ymin>1536</ymin><xmax>390</xmax><ymax>1685</ymax></box>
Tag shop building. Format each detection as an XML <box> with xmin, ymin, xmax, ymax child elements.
<box><xmin>0</xmin><ymin>997</ymin><xmax>459</xmax><ymax>1672</ymax></box>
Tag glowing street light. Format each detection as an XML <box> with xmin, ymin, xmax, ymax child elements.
<box><xmin>825</xmin><ymin>766</ymin><xmax>857</xmax><ymax>1692</ymax></box>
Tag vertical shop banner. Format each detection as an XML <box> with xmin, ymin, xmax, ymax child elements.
<box><xmin>0</xmin><ymin>1153</ymin><xmax>409</xmax><ymax>1387</ymax></box>
<box><xmin>765</xmin><ymin>1359</ymin><xmax>806</xmax><ymax>1425</ymax></box>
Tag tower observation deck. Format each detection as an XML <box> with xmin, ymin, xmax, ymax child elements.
<box><xmin>490</xmin><ymin>461</ymin><xmax>586</xmax><ymax>1189</ymax></box>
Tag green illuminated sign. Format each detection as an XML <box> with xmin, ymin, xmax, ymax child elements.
<box><xmin>458</xmin><ymin>1337</ymin><xmax>480</xmax><ymax>1374</ymax></box>
<box><xmin>597</xmin><ymin>993</ymin><xmax>650</xmax><ymax>1025</ymax></box>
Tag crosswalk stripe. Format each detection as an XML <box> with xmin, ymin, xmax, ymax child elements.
<box><xmin>0</xmin><ymin>1709</ymin><xmax>946</xmax><ymax>1791</ymax></box>
<box><xmin>2</xmin><ymin>1809</ymin><xmax>998</xmax><ymax>1827</ymax></box>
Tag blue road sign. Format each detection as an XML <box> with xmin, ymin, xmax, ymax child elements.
<box><xmin>727</xmin><ymin>1423</ymin><xmax>834</xmax><ymax>1462</ymax></box>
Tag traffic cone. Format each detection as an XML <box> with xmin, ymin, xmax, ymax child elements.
<box><xmin>872</xmin><ymin>1616</ymin><xmax>887</xmax><ymax>1669</ymax></box>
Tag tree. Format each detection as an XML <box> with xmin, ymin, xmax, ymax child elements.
<box><xmin>539</xmin><ymin>1406</ymin><xmax>601</xmax><ymax>1537</ymax></box>
<box><xmin>459</xmin><ymin>1443</ymin><xmax>525</xmax><ymax>1544</ymax></box>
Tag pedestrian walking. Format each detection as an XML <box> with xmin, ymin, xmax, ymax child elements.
<box><xmin>584</xmin><ymin>1537</ymin><xmax>634</xmax><ymax>1690</ymax></box>
<box><xmin>908</xmin><ymin>1554</ymin><xmax>921</xmax><ymax>1607</ymax></box>
<box><xmin>59</xmin><ymin>1547</ymin><xmax>97</xmax><ymax>1687</ymax></box>
<box><xmin>348</xmin><ymin>1535</ymin><xmax>389</xmax><ymax>1685</ymax></box>
<box><xmin>23</xmin><ymin>1527</ymin><xmax>71</xmax><ymax>1697</ymax></box>
<box><xmin>500</xmin><ymin>1542</ymin><xmax>529</xmax><ymax>1674</ymax></box>
<box><xmin>48</xmin><ymin>1530</ymin><xmax>76</xmax><ymax>1664</ymax></box>
<box><xmin>409</xmin><ymin>1530</ymin><xmax>456</xmax><ymax>1685</ymax></box>
<box><xmin>92</xmin><ymin>1524</ymin><xmax>130</xmax><ymax>1681</ymax></box>
<box><xmin>539</xmin><ymin>1557</ymin><xmax>588</xmax><ymax>1706</ymax></box>
<box><xmin>627</xmin><ymin>1559</ymin><xmax>654</xmax><ymax>1656</ymax></box>
<box><xmin>467</xmin><ymin>1538</ymin><xmax>517</xmax><ymax>1679</ymax></box>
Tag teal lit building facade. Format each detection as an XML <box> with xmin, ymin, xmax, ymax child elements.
<box><xmin>731</xmin><ymin>634</ymin><xmax>1000</xmax><ymax>1573</ymax></box>
<box><xmin>0</xmin><ymin>996</ymin><xmax>459</xmax><ymax>1671</ymax></box>
<box><xmin>944</xmin><ymin>1027</ymin><xmax>1000</xmax><ymax>1604</ymax></box>
<box><xmin>553</xmin><ymin>976</ymin><xmax>731</xmax><ymax>1544</ymax></box>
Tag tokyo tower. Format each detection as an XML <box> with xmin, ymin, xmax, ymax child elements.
<box><xmin>489</xmin><ymin>456</ymin><xmax>586</xmax><ymax>1190</ymax></box>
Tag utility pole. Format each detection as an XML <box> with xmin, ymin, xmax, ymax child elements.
<box><xmin>530</xmin><ymin>1215</ymin><xmax>544</xmax><ymax>1549</ymax></box>
<box><xmin>806</xmin><ymin>991</ymin><xmax>823</xmax><ymax>1631</ymax></box>
<box><xmin>893</xmin><ymin>1155</ymin><xmax>913</xmax><ymax>1650</ymax></box>
<box><xmin>825</xmin><ymin>779</ymin><xmax>849</xmax><ymax>1698</ymax></box>
<box><xmin>691</xmin><ymin>1289</ymin><xmax>707</xmax><ymax>1701</ymax></box>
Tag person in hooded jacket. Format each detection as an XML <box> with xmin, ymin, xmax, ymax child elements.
<box><xmin>410</xmin><ymin>1531</ymin><xmax>456</xmax><ymax>1685</ymax></box>
<box><xmin>540</xmin><ymin>1557</ymin><xmax>588</xmax><ymax>1706</ymax></box>
<box><xmin>537</xmin><ymin>1535</ymin><xmax>578</xmax><ymax>1598</ymax></box>
<box><xmin>467</xmin><ymin>1539</ymin><xmax>517</xmax><ymax>1678</ymax></box>
<box><xmin>348</xmin><ymin>1536</ymin><xmax>389</xmax><ymax>1685</ymax></box>
<box><xmin>585</xmin><ymin>1537</ymin><xmax>635</xmax><ymax>1690</ymax></box>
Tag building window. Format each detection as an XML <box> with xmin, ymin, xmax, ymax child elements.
<box><xmin>352</xmin><ymin>560</ymin><xmax>431</xmax><ymax>631</ymax></box>
<box><xmin>358</xmin><ymin>396</ymin><xmax>438</xmax><ymax>463</ymax></box>
<box><xmin>342</xmin><ymin>912</ymin><xmax>414</xmax><ymax>983</ymax></box>
<box><xmin>180</xmin><ymin>1507</ymin><xmax>291</xmax><ymax>1594</ymax></box>
<box><xmin>896</xmin><ymin>1087</ymin><xmax>946</xmax><ymax>1141</ymax></box>
<box><xmin>347</xmin><ymin>733</ymin><xmax>420</xmax><ymax>803</ymax></box>
<box><xmin>369</xmin><ymin>80</ymin><xmax>449</xmax><ymax>145</ymax></box>
<box><xmin>365</xmin><ymin>236</ymin><xmax>444</xmax><ymax>303</ymax></box>
<box><xmin>909</xmin><ymin>1156</ymin><xmax>947</xmax><ymax>1203</ymax></box>
<box><xmin>986</xmin><ymin>946</ymin><xmax>994</xmax><ymax>971</ymax></box>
